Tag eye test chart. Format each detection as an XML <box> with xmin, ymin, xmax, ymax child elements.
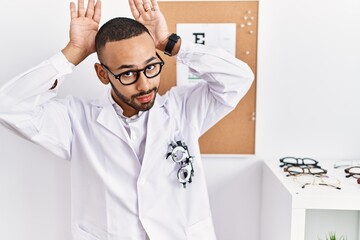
<box><xmin>176</xmin><ymin>23</ymin><xmax>236</xmax><ymax>86</ymax></box>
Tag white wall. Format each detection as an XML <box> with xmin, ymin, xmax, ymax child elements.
<box><xmin>204</xmin><ymin>155</ymin><xmax>262</xmax><ymax>240</ymax></box>
<box><xmin>0</xmin><ymin>1</ymin><xmax>262</xmax><ymax>240</ymax></box>
<box><xmin>256</xmin><ymin>0</ymin><xmax>360</xmax><ymax>160</ymax></box>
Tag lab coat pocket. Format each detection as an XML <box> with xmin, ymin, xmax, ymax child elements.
<box><xmin>185</xmin><ymin>216</ymin><xmax>216</xmax><ymax>240</ymax></box>
<box><xmin>73</xmin><ymin>223</ymin><xmax>102</xmax><ymax>240</ymax></box>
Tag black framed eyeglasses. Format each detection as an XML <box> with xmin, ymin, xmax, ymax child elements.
<box><xmin>344</xmin><ymin>166</ymin><xmax>360</xmax><ymax>178</ymax></box>
<box><xmin>284</xmin><ymin>165</ymin><xmax>327</xmax><ymax>177</ymax></box>
<box><xmin>279</xmin><ymin>157</ymin><xmax>319</xmax><ymax>168</ymax></box>
<box><xmin>344</xmin><ymin>166</ymin><xmax>360</xmax><ymax>184</ymax></box>
<box><xmin>101</xmin><ymin>52</ymin><xmax>165</xmax><ymax>86</ymax></box>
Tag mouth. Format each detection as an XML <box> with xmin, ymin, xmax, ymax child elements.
<box><xmin>136</xmin><ymin>91</ymin><xmax>154</xmax><ymax>104</ymax></box>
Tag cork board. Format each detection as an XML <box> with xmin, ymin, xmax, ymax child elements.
<box><xmin>158</xmin><ymin>1</ymin><xmax>258</xmax><ymax>154</ymax></box>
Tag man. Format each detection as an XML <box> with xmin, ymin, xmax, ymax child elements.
<box><xmin>0</xmin><ymin>0</ymin><xmax>254</xmax><ymax>239</ymax></box>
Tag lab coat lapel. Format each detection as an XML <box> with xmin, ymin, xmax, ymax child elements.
<box><xmin>141</xmin><ymin>94</ymin><xmax>169</xmax><ymax>171</ymax></box>
<box><xmin>94</xmin><ymin>100</ymin><xmax>130</xmax><ymax>144</ymax></box>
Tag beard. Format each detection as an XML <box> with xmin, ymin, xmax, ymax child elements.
<box><xmin>110</xmin><ymin>82</ymin><xmax>158</xmax><ymax>113</ymax></box>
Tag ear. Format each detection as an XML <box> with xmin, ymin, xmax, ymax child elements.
<box><xmin>94</xmin><ymin>63</ymin><xmax>110</xmax><ymax>85</ymax></box>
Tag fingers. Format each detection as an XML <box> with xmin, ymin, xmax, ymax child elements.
<box><xmin>143</xmin><ymin>1</ymin><xmax>152</xmax><ymax>12</ymax></box>
<box><xmin>150</xmin><ymin>0</ymin><xmax>159</xmax><ymax>11</ymax></box>
<box><xmin>135</xmin><ymin>0</ymin><xmax>146</xmax><ymax>15</ymax></box>
<box><xmin>70</xmin><ymin>1</ymin><xmax>77</xmax><ymax>19</ymax></box>
<box><xmin>78</xmin><ymin>0</ymin><xmax>86</xmax><ymax>17</ymax></box>
<box><xmin>129</xmin><ymin>0</ymin><xmax>155</xmax><ymax>19</ymax></box>
<box><xmin>93</xmin><ymin>0</ymin><xmax>102</xmax><ymax>23</ymax></box>
<box><xmin>86</xmin><ymin>0</ymin><xmax>101</xmax><ymax>23</ymax></box>
<box><xmin>129</xmin><ymin>0</ymin><xmax>141</xmax><ymax>18</ymax></box>
<box><xmin>85</xmin><ymin>0</ymin><xmax>95</xmax><ymax>18</ymax></box>
<box><xmin>69</xmin><ymin>0</ymin><xmax>101</xmax><ymax>22</ymax></box>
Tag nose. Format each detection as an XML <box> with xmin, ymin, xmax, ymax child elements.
<box><xmin>136</xmin><ymin>71</ymin><xmax>150</xmax><ymax>91</ymax></box>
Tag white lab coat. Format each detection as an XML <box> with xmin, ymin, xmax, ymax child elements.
<box><xmin>0</xmin><ymin>41</ymin><xmax>254</xmax><ymax>240</ymax></box>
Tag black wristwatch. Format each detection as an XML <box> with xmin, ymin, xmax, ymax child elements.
<box><xmin>164</xmin><ymin>33</ymin><xmax>180</xmax><ymax>56</ymax></box>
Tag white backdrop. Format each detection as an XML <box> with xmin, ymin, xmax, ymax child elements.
<box><xmin>256</xmin><ymin>0</ymin><xmax>360</xmax><ymax>160</ymax></box>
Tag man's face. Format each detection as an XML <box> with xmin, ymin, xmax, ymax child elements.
<box><xmin>99</xmin><ymin>33</ymin><xmax>161</xmax><ymax>117</ymax></box>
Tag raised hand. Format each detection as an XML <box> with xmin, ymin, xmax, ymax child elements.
<box><xmin>129</xmin><ymin>0</ymin><xmax>170</xmax><ymax>51</ymax></box>
<box><xmin>62</xmin><ymin>0</ymin><xmax>102</xmax><ymax>65</ymax></box>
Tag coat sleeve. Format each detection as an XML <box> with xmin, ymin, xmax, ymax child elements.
<box><xmin>169</xmin><ymin>41</ymin><xmax>254</xmax><ymax>136</ymax></box>
<box><xmin>0</xmin><ymin>52</ymin><xmax>75</xmax><ymax>160</ymax></box>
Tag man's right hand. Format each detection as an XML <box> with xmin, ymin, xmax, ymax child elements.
<box><xmin>62</xmin><ymin>0</ymin><xmax>102</xmax><ymax>66</ymax></box>
<box><xmin>129</xmin><ymin>0</ymin><xmax>172</xmax><ymax>53</ymax></box>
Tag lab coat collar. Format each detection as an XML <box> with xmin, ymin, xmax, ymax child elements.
<box><xmin>90</xmin><ymin>88</ymin><xmax>167</xmax><ymax>109</ymax></box>
<box><xmin>91</xmin><ymin>89</ymin><xmax>168</xmax><ymax>152</ymax></box>
<box><xmin>94</xmin><ymin>99</ymin><xmax>130</xmax><ymax>145</ymax></box>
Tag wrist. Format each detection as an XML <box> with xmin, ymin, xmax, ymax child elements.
<box><xmin>158</xmin><ymin>33</ymin><xmax>181</xmax><ymax>56</ymax></box>
<box><xmin>61</xmin><ymin>43</ymin><xmax>90</xmax><ymax>66</ymax></box>
<box><xmin>164</xmin><ymin>33</ymin><xmax>181</xmax><ymax>56</ymax></box>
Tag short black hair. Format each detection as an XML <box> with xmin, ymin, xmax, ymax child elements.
<box><xmin>95</xmin><ymin>17</ymin><xmax>151</xmax><ymax>61</ymax></box>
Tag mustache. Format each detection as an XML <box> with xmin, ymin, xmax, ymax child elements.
<box><xmin>131</xmin><ymin>87</ymin><xmax>158</xmax><ymax>100</ymax></box>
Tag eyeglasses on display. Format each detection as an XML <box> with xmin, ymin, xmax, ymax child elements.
<box><xmin>333</xmin><ymin>159</ymin><xmax>360</xmax><ymax>169</ymax></box>
<box><xmin>279</xmin><ymin>157</ymin><xmax>319</xmax><ymax>168</ymax></box>
<box><xmin>284</xmin><ymin>165</ymin><xmax>327</xmax><ymax>177</ymax></box>
<box><xmin>344</xmin><ymin>166</ymin><xmax>360</xmax><ymax>184</ymax></box>
<box><xmin>279</xmin><ymin>156</ymin><xmax>342</xmax><ymax>189</ymax></box>
<box><xmin>293</xmin><ymin>174</ymin><xmax>341</xmax><ymax>190</ymax></box>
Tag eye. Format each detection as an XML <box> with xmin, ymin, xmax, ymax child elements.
<box><xmin>122</xmin><ymin>71</ymin><xmax>135</xmax><ymax>78</ymax></box>
<box><xmin>146</xmin><ymin>64</ymin><xmax>156</xmax><ymax>71</ymax></box>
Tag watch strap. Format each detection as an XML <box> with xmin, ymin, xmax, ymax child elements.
<box><xmin>164</xmin><ymin>33</ymin><xmax>180</xmax><ymax>56</ymax></box>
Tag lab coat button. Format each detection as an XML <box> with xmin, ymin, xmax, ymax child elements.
<box><xmin>132</xmin><ymin>134</ymin><xmax>138</xmax><ymax>141</ymax></box>
<box><xmin>139</xmin><ymin>178</ymin><xmax>146</xmax><ymax>185</ymax></box>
